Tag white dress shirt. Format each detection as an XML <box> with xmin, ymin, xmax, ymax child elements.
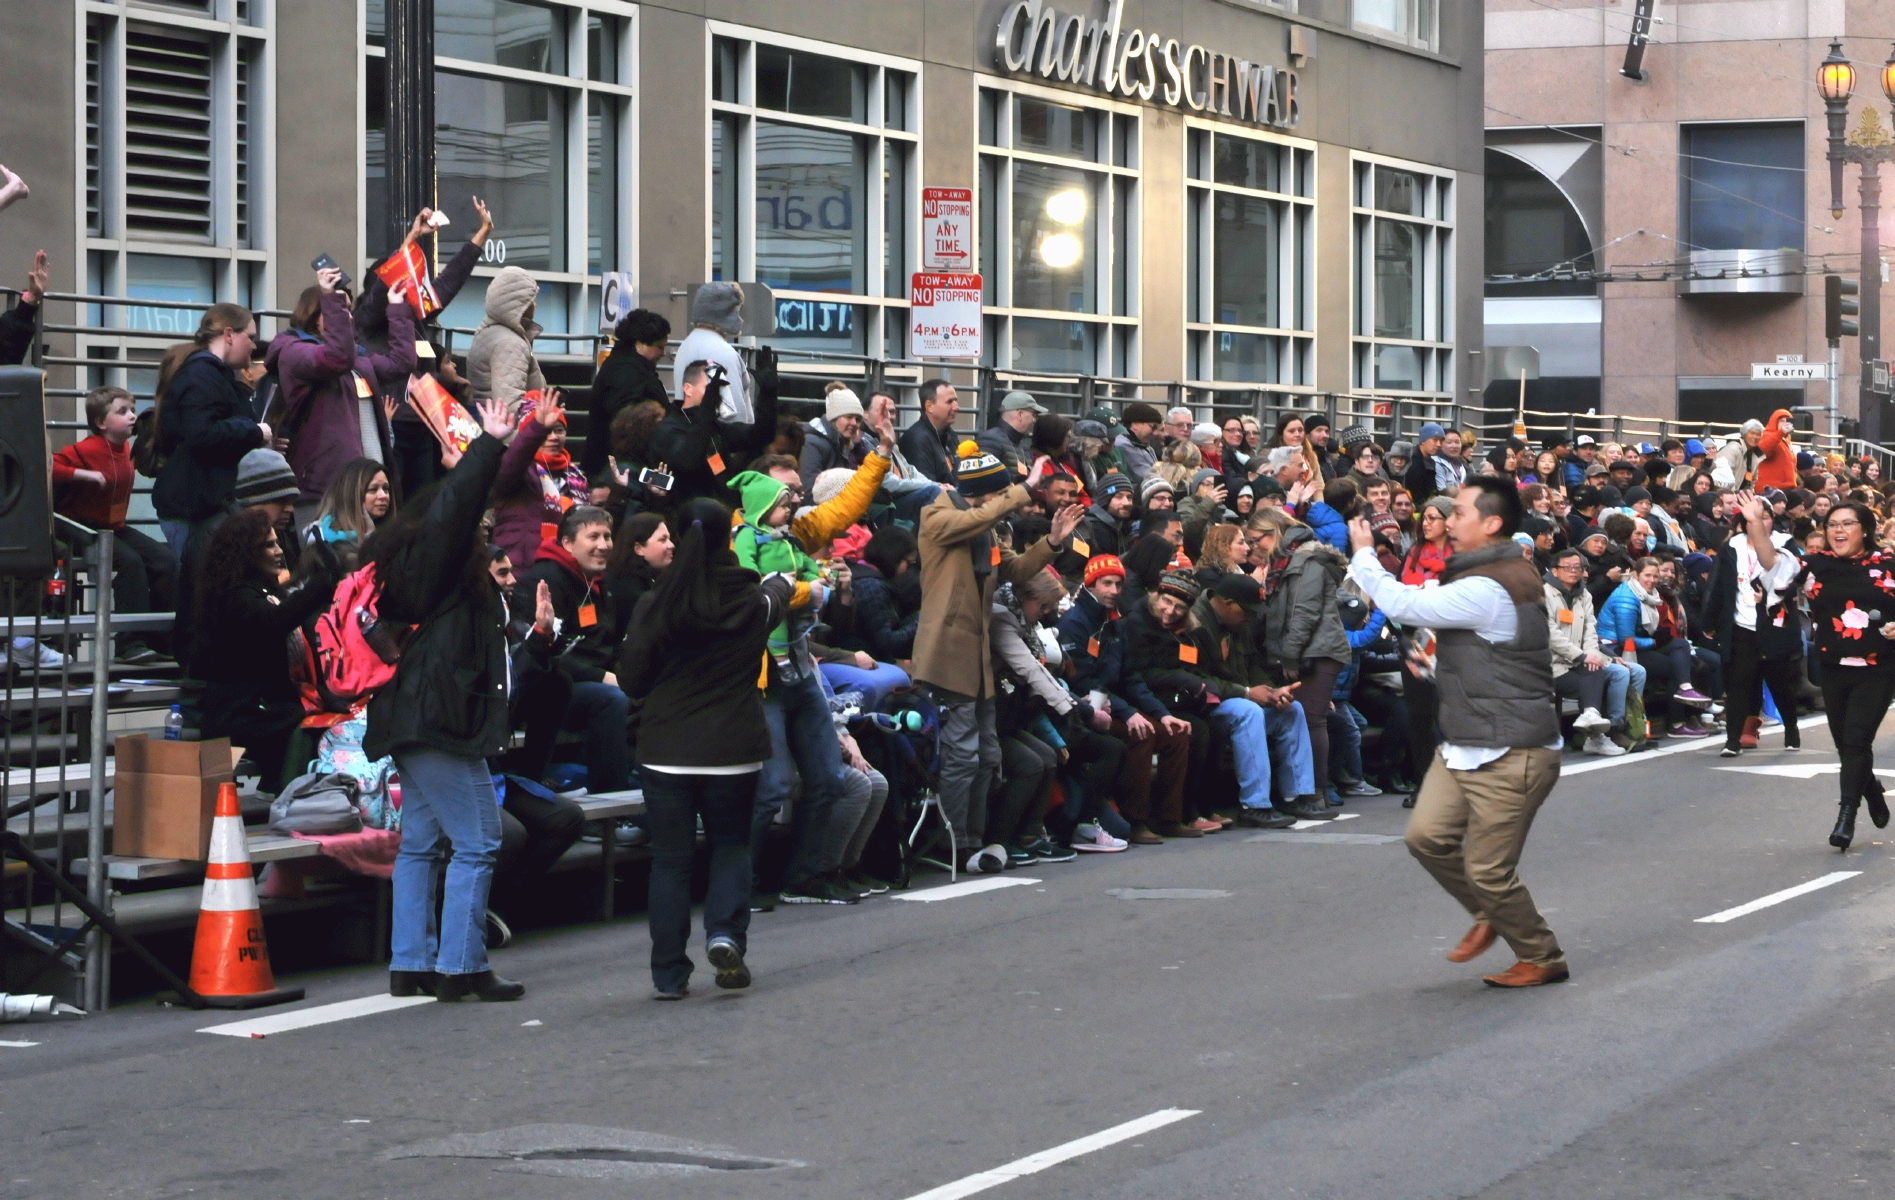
<box><xmin>1347</xmin><ymin>546</ymin><xmax>1561</xmax><ymax>770</ymax></box>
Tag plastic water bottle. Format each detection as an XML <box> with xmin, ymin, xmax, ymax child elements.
<box><xmin>163</xmin><ymin>704</ymin><xmax>184</xmax><ymax>741</ymax></box>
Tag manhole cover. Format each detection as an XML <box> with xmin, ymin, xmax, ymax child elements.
<box><xmin>385</xmin><ymin>1124</ymin><xmax>805</xmax><ymax>1180</ymax></box>
<box><xmin>1106</xmin><ymin>887</ymin><xmax>1232</xmax><ymax>900</ymax></box>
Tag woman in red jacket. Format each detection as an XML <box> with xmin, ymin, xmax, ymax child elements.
<box><xmin>1753</xmin><ymin>408</ymin><xmax>1799</xmax><ymax>491</ymax></box>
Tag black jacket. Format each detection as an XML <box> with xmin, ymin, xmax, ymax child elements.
<box><xmin>153</xmin><ymin>350</ymin><xmax>267</xmax><ymax>521</ymax></box>
<box><xmin>584</xmin><ymin>344</ymin><xmax>668</xmax><ymax>476</ymax></box>
<box><xmin>900</xmin><ymin>417</ymin><xmax>959</xmax><ymax>483</ymax></box>
<box><xmin>648</xmin><ymin>361</ymin><xmax>779</xmax><ymax>506</ymax></box>
<box><xmin>364</xmin><ymin>432</ymin><xmax>512</xmax><ymax>761</ymax></box>
<box><xmin>196</xmin><ymin>571</ymin><xmax>337</xmax><ymax>738</ymax></box>
<box><xmin>1402</xmin><ymin>455</ymin><xmax>1437</xmax><ymax>504</ymax></box>
<box><xmin>516</xmin><ymin>550</ymin><xmax>617</xmax><ymax>683</ymax></box>
<box><xmin>605</xmin><ymin>557</ymin><xmax>658</xmax><ymax>647</ymax></box>
<box><xmin>835</xmin><ymin>562</ymin><xmax>917</xmax><ymax>660</ymax></box>
<box><xmin>618</xmin><ymin>560</ymin><xmax>794</xmax><ymax>769</ymax></box>
<box><xmin>0</xmin><ymin>297</ymin><xmax>37</xmax><ymax>366</ymax></box>
<box><xmin>1119</xmin><ymin>599</ymin><xmax>1215</xmax><ymax>714</ymax></box>
<box><xmin>798</xmin><ymin>417</ymin><xmax>871</xmax><ymax>491</ymax></box>
<box><xmin>1053</xmin><ymin>507</ymin><xmax>1131</xmax><ymax>578</ymax></box>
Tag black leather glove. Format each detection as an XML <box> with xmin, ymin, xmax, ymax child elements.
<box><xmin>753</xmin><ymin>345</ymin><xmax>777</xmax><ymax>395</ymax></box>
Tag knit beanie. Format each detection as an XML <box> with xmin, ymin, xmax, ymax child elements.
<box><xmin>824</xmin><ymin>388</ymin><xmax>864</xmax><ymax>421</ymax></box>
<box><xmin>1190</xmin><ymin>468</ymin><xmax>1221</xmax><ymax>494</ymax></box>
<box><xmin>1340</xmin><ymin>425</ymin><xmax>1373</xmax><ymax>451</ymax></box>
<box><xmin>1140</xmin><ymin>475</ymin><xmax>1174</xmax><ymax>503</ymax></box>
<box><xmin>1418</xmin><ymin>422</ymin><xmax>1446</xmax><ymax>442</ymax></box>
<box><xmin>1421</xmin><ymin>493</ymin><xmax>1454</xmax><ymax>520</ymax></box>
<box><xmin>1156</xmin><ymin>569</ymin><xmax>1202</xmax><ymax>603</ymax></box>
<box><xmin>1093</xmin><ymin>471</ymin><xmax>1134</xmax><ymax>504</ymax></box>
<box><xmin>689</xmin><ymin>282</ymin><xmax>745</xmax><ymax>337</ymax></box>
<box><xmin>955</xmin><ymin>439</ymin><xmax>1011</xmax><ymax>497</ymax></box>
<box><xmin>234</xmin><ymin>448</ymin><xmax>300</xmax><ymax>507</ymax></box>
<box><xmin>812</xmin><ymin>467</ymin><xmax>854</xmax><ymax>506</ymax></box>
<box><xmin>1083</xmin><ymin>554</ymin><xmax>1126</xmax><ymax>587</ymax></box>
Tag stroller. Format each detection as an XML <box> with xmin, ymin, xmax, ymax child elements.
<box><xmin>843</xmin><ymin>686</ymin><xmax>955</xmax><ymax>888</ymax></box>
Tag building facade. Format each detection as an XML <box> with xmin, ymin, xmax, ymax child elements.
<box><xmin>1485</xmin><ymin>0</ymin><xmax>1886</xmax><ymax>434</ymax></box>
<box><xmin>1</xmin><ymin>0</ymin><xmax>1484</xmax><ymax>427</ymax></box>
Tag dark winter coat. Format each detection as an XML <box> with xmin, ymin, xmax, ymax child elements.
<box><xmin>584</xmin><ymin>344</ymin><xmax>668</xmax><ymax>476</ymax></box>
<box><xmin>840</xmin><ymin>562</ymin><xmax>918</xmax><ymax>660</ymax></box>
<box><xmin>516</xmin><ymin>541</ymin><xmax>617</xmax><ymax>683</ymax></box>
<box><xmin>1055</xmin><ymin>586</ymin><xmax>1167</xmax><ymax>721</ymax></box>
<box><xmin>268</xmin><ymin>292</ymin><xmax>415</xmax><ymax>504</ymax></box>
<box><xmin>152</xmin><ymin>350</ymin><xmax>267</xmax><ymax>521</ymax></box>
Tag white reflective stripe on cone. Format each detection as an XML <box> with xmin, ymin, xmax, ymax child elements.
<box><xmin>199</xmin><ymin>875</ymin><xmax>260</xmax><ymax>913</ymax></box>
<box><xmin>206</xmin><ymin>814</ymin><xmax>250</xmax><ymax>863</ymax></box>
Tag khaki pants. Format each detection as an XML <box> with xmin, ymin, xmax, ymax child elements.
<box><xmin>1405</xmin><ymin>746</ymin><xmax>1565</xmax><ymax>969</ymax></box>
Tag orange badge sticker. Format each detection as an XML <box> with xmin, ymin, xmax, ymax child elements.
<box><xmin>577</xmin><ymin>604</ymin><xmax>598</xmax><ymax>628</ymax></box>
<box><xmin>706</xmin><ymin>451</ymin><xmax>727</xmax><ymax>475</ymax></box>
<box><xmin>1087</xmin><ymin>636</ymin><xmax>1101</xmax><ymax>658</ymax></box>
<box><xmin>1178</xmin><ymin>643</ymin><xmax>1199</xmax><ymax>664</ymax></box>
<box><xmin>1072</xmin><ymin>537</ymin><xmax>1091</xmax><ymax>557</ymax></box>
<box><xmin>353</xmin><ymin>373</ymin><xmax>372</xmax><ymax>398</ymax></box>
<box><xmin>1557</xmin><ymin>609</ymin><xmax>1575</xmax><ymax>624</ymax></box>
<box><xmin>991</xmin><ymin>545</ymin><xmax>1003</xmax><ymax>566</ymax></box>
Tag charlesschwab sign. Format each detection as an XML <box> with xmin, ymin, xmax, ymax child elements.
<box><xmin>994</xmin><ymin>0</ymin><xmax>1302</xmax><ymax>129</ymax></box>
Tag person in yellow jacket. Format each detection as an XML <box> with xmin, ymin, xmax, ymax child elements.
<box><xmin>735</xmin><ymin>422</ymin><xmax>894</xmax><ymax>908</ymax></box>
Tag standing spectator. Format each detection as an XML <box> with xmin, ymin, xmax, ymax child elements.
<box><xmin>619</xmin><ymin>496</ymin><xmax>797</xmax><ymax>998</ymax></box>
<box><xmin>486</xmin><ymin>391</ymin><xmax>574</xmax><ymax>571</ymax></box>
<box><xmin>367</xmin><ymin>398</ymin><xmax>525</xmax><ymax>1004</ymax></box>
<box><xmin>1</xmin><ymin>249</ymin><xmax>48</xmax><ymax>366</ymax></box>
<box><xmin>585</xmin><ymin>308</ymin><xmax>671</xmax><ymax>477</ymax></box>
<box><xmin>913</xmin><ymin>449</ymin><xmax>1078</xmax><ymax>869</ymax></box>
<box><xmin>673</xmin><ymin>283</ymin><xmax>753</xmax><ymax>424</ymax></box>
<box><xmin>1714</xmin><ymin>421</ymin><xmax>1765</xmax><ymax>487</ymax></box>
<box><xmin>650</xmin><ymin>355</ymin><xmax>780</xmax><ymax>505</ymax></box>
<box><xmin>53</xmin><ymin>387</ymin><xmax>177</xmax><ymax>663</ymax></box>
<box><xmin>270</xmin><ymin>265</ymin><xmax>416</xmax><ymax>522</ymax></box>
<box><xmin>467</xmin><ymin>265</ymin><xmax>545</xmax><ymax>410</ymax></box>
<box><xmin>1402</xmin><ymin>422</ymin><xmax>1446</xmax><ymax>503</ymax></box>
<box><xmin>1114</xmin><ymin>402</ymin><xmax>1164</xmax><ymax>483</ymax></box>
<box><xmin>152</xmin><ymin>303</ymin><xmax>268</xmax><ymax>562</ymax></box>
<box><xmin>900</xmin><ymin>378</ymin><xmax>963</xmax><ymax>483</ymax></box>
<box><xmin>978</xmin><ymin>389</ymin><xmax>1048</xmax><ymax>478</ymax></box>
<box><xmin>1754</xmin><ymin>408</ymin><xmax>1799</xmax><ymax>491</ymax></box>
<box><xmin>1252</xmin><ymin>505</ymin><xmax>1353</xmax><ymax>805</ymax></box>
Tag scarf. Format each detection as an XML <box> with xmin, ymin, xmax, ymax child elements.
<box><xmin>1626</xmin><ymin>576</ymin><xmax>1662</xmax><ymax>635</ymax></box>
<box><xmin>536</xmin><ymin>444</ymin><xmax>573</xmax><ymax>473</ymax></box>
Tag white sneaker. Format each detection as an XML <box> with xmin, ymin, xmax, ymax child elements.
<box><xmin>1070</xmin><ymin>823</ymin><xmax>1128</xmax><ymax>853</ymax></box>
<box><xmin>1342</xmin><ymin>779</ymin><xmax>1383</xmax><ymax>797</ymax></box>
<box><xmin>9</xmin><ymin>638</ymin><xmax>65</xmax><ymax>670</ymax></box>
<box><xmin>1583</xmin><ymin>734</ymin><xmax>1627</xmax><ymax>758</ymax></box>
<box><xmin>1573</xmin><ymin>707</ymin><xmax>1611</xmax><ymax>733</ymax></box>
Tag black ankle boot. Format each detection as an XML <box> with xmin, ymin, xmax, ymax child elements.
<box><xmin>1869</xmin><ymin>782</ymin><xmax>1890</xmax><ymax>830</ymax></box>
<box><xmin>389</xmin><ymin>970</ymin><xmax>440</xmax><ymax>998</ymax></box>
<box><xmin>1830</xmin><ymin>801</ymin><xmax>1859</xmax><ymax>851</ymax></box>
<box><xmin>435</xmin><ymin>969</ymin><xmax>525</xmax><ymax>1003</ymax></box>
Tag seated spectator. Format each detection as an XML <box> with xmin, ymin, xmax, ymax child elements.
<box><xmin>194</xmin><ymin>507</ymin><xmax>337</xmax><ymax>789</ymax></box>
<box><xmin>301</xmin><ymin>457</ymin><xmax>393</xmax><ymax>574</ymax></box>
<box><xmin>830</xmin><ymin>719</ymin><xmax>894</xmax><ymax>894</ymax></box>
<box><xmin>1544</xmin><ymin>547</ymin><xmax>1629</xmax><ymax>756</ymax></box>
<box><xmin>835</xmin><ymin>526</ymin><xmax>920</xmax><ymax>664</ymax></box>
<box><xmin>1056</xmin><ymin>555</ymin><xmax>1194</xmax><ymax>844</ymax></box>
<box><xmin>53</xmin><ymin>386</ymin><xmax>176</xmax><ymax>664</ymax></box>
<box><xmin>1119</xmin><ymin>527</ymin><xmax>1177</xmax><ymax>614</ymax></box>
<box><xmin>800</xmin><ymin>383</ymin><xmax>872</xmax><ymax>490</ymax></box>
<box><xmin>1151</xmin><ymin>439</ymin><xmax>1201</xmax><ymax>493</ymax></box>
<box><xmin>487</xmin><ymin>391</ymin><xmax>568</xmax><ymax>569</ymax></box>
<box><xmin>514</xmin><ymin>505</ymin><xmax>633</xmax><ymax>797</ymax></box>
<box><xmin>1055</xmin><ymin>471</ymin><xmax>1134</xmax><ymax>578</ymax></box>
<box><xmin>175</xmin><ymin>447</ymin><xmax>304</xmax><ymax>675</ymax></box>
<box><xmin>1028</xmin><ymin>412</ymin><xmax>1093</xmax><ymax>505</ymax></box>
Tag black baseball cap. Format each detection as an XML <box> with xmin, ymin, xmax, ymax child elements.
<box><xmin>1210</xmin><ymin>574</ymin><xmax>1267</xmax><ymax>615</ymax></box>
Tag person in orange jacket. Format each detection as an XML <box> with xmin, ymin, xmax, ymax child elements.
<box><xmin>1753</xmin><ymin>408</ymin><xmax>1800</xmax><ymax>491</ymax></box>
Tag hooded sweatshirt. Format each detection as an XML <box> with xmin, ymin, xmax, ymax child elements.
<box><xmin>728</xmin><ymin>469</ymin><xmax>823</xmax><ymax>671</ymax></box>
<box><xmin>1753</xmin><ymin>408</ymin><xmax>1799</xmax><ymax>490</ymax></box>
<box><xmin>467</xmin><ymin>266</ymin><xmax>545</xmax><ymax>408</ymax></box>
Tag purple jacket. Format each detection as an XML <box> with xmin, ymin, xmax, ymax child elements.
<box><xmin>267</xmin><ymin>291</ymin><xmax>416</xmax><ymax>504</ymax></box>
<box><xmin>489</xmin><ymin>417</ymin><xmax>554</xmax><ymax>571</ymax></box>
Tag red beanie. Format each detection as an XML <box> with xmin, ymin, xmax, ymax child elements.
<box><xmin>1083</xmin><ymin>554</ymin><xmax>1126</xmax><ymax>587</ymax></box>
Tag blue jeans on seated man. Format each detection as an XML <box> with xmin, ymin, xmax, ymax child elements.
<box><xmin>562</xmin><ymin>679</ymin><xmax>631</xmax><ymax>794</ymax></box>
<box><xmin>1211</xmin><ymin>697</ymin><xmax>1314</xmax><ymax>808</ymax></box>
<box><xmin>751</xmin><ymin>670</ymin><xmax>844</xmax><ymax>893</ymax></box>
<box><xmin>390</xmin><ymin>748</ymin><xmax>501</xmax><ymax>976</ymax></box>
<box><xmin>819</xmin><ymin>660</ymin><xmax>911</xmax><ymax>713</ymax></box>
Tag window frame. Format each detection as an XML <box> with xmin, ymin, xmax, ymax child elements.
<box><xmin>1351</xmin><ymin>0</ymin><xmax>1438</xmax><ymax>53</ymax></box>
<box><xmin>1677</xmin><ymin>118</ymin><xmax>1807</xmax><ymax>254</ymax></box>
<box><xmin>705</xmin><ymin>21</ymin><xmax>921</xmax><ymax>367</ymax></box>
<box><xmin>976</xmin><ymin>74</ymin><xmax>1141</xmax><ymax>380</ymax></box>
<box><xmin>1183</xmin><ymin>115</ymin><xmax>1318</xmax><ymax>394</ymax></box>
<box><xmin>1350</xmin><ymin>149</ymin><xmax>1455</xmax><ymax>412</ymax></box>
<box><xmin>361</xmin><ymin>0</ymin><xmax>640</xmax><ymax>360</ymax></box>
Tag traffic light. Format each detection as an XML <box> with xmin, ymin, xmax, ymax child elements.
<box><xmin>1826</xmin><ymin>274</ymin><xmax>1860</xmax><ymax>341</ymax></box>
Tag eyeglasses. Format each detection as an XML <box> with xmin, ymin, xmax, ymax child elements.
<box><xmin>1827</xmin><ymin>517</ymin><xmax>1862</xmax><ymax>530</ymax></box>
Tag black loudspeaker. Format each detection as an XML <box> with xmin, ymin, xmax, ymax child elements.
<box><xmin>0</xmin><ymin>367</ymin><xmax>54</xmax><ymax>577</ymax></box>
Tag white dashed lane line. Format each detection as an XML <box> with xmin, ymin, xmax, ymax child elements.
<box><xmin>899</xmin><ymin>1108</ymin><xmax>1200</xmax><ymax>1200</ymax></box>
<box><xmin>1695</xmin><ymin>871</ymin><xmax>1863</xmax><ymax>924</ymax></box>
<box><xmin>199</xmin><ymin>993</ymin><xmax>434</xmax><ymax>1037</ymax></box>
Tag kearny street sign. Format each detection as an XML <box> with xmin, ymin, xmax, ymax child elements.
<box><xmin>994</xmin><ymin>0</ymin><xmax>1303</xmax><ymax>129</ymax></box>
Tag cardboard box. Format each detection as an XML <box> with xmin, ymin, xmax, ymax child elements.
<box><xmin>111</xmin><ymin>734</ymin><xmax>237</xmax><ymax>862</ymax></box>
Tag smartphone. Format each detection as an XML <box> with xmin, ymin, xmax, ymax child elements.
<box><xmin>310</xmin><ymin>253</ymin><xmax>352</xmax><ymax>292</ymax></box>
<box><xmin>704</xmin><ymin>362</ymin><xmax>728</xmax><ymax>383</ymax></box>
<box><xmin>637</xmin><ymin>467</ymin><xmax>674</xmax><ymax>492</ymax></box>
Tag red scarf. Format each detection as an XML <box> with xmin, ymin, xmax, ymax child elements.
<box><xmin>536</xmin><ymin>444</ymin><xmax>572</xmax><ymax>473</ymax></box>
<box><xmin>1401</xmin><ymin>539</ymin><xmax>1450</xmax><ymax>586</ymax></box>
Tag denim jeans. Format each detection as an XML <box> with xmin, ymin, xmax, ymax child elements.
<box><xmin>819</xmin><ymin>661</ymin><xmax>911</xmax><ymax>713</ymax></box>
<box><xmin>752</xmin><ymin>670</ymin><xmax>845</xmax><ymax>891</ymax></box>
<box><xmin>562</xmin><ymin>679</ymin><xmax>631</xmax><ymax>793</ymax></box>
<box><xmin>390</xmin><ymin>749</ymin><xmax>501</xmax><ymax>976</ymax></box>
<box><xmin>158</xmin><ymin>518</ymin><xmax>197</xmax><ymax>568</ymax></box>
<box><xmin>1209</xmin><ymin>697</ymin><xmax>1279</xmax><ymax>810</ymax></box>
<box><xmin>1330</xmin><ymin>700</ymin><xmax>1368</xmax><ymax>784</ymax></box>
<box><xmin>645</xmin><ymin>769</ymin><xmax>758</xmax><ymax>993</ymax></box>
<box><xmin>1603</xmin><ymin>660</ymin><xmax>1641</xmax><ymax>723</ymax></box>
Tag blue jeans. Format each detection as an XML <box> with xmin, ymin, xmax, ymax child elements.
<box><xmin>390</xmin><ymin>749</ymin><xmax>502</xmax><ymax>976</ymax></box>
<box><xmin>819</xmin><ymin>660</ymin><xmax>911</xmax><ymax>712</ymax></box>
<box><xmin>752</xmin><ymin>671</ymin><xmax>845</xmax><ymax>892</ymax></box>
<box><xmin>1331</xmin><ymin>700</ymin><xmax>1369</xmax><ymax>783</ymax></box>
<box><xmin>1602</xmin><ymin>660</ymin><xmax>1640</xmax><ymax>723</ymax></box>
<box><xmin>158</xmin><ymin>518</ymin><xmax>196</xmax><ymax>568</ymax></box>
<box><xmin>644</xmin><ymin>769</ymin><xmax>757</xmax><ymax>993</ymax></box>
<box><xmin>1209</xmin><ymin>697</ymin><xmax>1314</xmax><ymax>809</ymax></box>
<box><xmin>562</xmin><ymin>679</ymin><xmax>631</xmax><ymax>793</ymax></box>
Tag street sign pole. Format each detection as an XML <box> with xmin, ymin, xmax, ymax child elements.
<box><xmin>386</xmin><ymin>0</ymin><xmax>437</xmax><ymax>260</ymax></box>
<box><xmin>1831</xmin><ymin>339</ymin><xmax>1842</xmax><ymax>445</ymax></box>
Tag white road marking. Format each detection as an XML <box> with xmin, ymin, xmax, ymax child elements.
<box><xmin>1561</xmin><ymin>715</ymin><xmax>1828</xmax><ymax>777</ymax></box>
<box><xmin>1695</xmin><ymin>871</ymin><xmax>1863</xmax><ymax>924</ymax></box>
<box><xmin>1714</xmin><ymin>763</ymin><xmax>1895</xmax><ymax>780</ymax></box>
<box><xmin>1247</xmin><ymin>831</ymin><xmax>1404</xmax><ymax>845</ymax></box>
<box><xmin>0</xmin><ymin>1040</ymin><xmax>40</xmax><ymax>1048</ymax></box>
<box><xmin>198</xmin><ymin>993</ymin><xmax>434</xmax><ymax>1037</ymax></box>
<box><xmin>892</xmin><ymin>877</ymin><xmax>1042</xmax><ymax>903</ymax></box>
<box><xmin>899</xmin><ymin>1108</ymin><xmax>1200</xmax><ymax>1200</ymax></box>
<box><xmin>1291</xmin><ymin>813</ymin><xmax>1360</xmax><ymax>830</ymax></box>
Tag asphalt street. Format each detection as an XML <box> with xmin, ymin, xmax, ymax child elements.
<box><xmin>7</xmin><ymin>715</ymin><xmax>1895</xmax><ymax>1200</ymax></box>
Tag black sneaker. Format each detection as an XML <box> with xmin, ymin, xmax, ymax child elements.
<box><xmin>706</xmin><ymin>936</ymin><xmax>751</xmax><ymax>990</ymax></box>
<box><xmin>1234</xmin><ymin>807</ymin><xmax>1295</xmax><ymax>829</ymax></box>
<box><xmin>830</xmin><ymin>869</ymin><xmax>874</xmax><ymax>899</ymax></box>
<box><xmin>1023</xmin><ymin>837</ymin><xmax>1077</xmax><ymax>863</ymax></box>
<box><xmin>1283</xmin><ymin>796</ymin><xmax>1336</xmax><ymax>821</ymax></box>
<box><xmin>114</xmin><ymin>644</ymin><xmax>173</xmax><ymax>666</ymax></box>
<box><xmin>780</xmin><ymin>879</ymin><xmax>857</xmax><ymax>905</ymax></box>
<box><xmin>749</xmin><ymin>893</ymin><xmax>777</xmax><ymax>913</ymax></box>
<box><xmin>843</xmin><ymin>868</ymin><xmax>891</xmax><ymax>894</ymax></box>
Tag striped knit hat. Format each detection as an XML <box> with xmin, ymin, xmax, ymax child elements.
<box><xmin>1083</xmin><ymin>554</ymin><xmax>1126</xmax><ymax>587</ymax></box>
<box><xmin>955</xmin><ymin>439</ymin><xmax>1010</xmax><ymax>497</ymax></box>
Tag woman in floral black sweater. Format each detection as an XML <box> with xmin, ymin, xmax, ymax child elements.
<box><xmin>1803</xmin><ymin>499</ymin><xmax>1895</xmax><ymax>849</ymax></box>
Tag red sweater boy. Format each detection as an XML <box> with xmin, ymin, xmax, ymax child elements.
<box><xmin>53</xmin><ymin>388</ymin><xmax>138</xmax><ymax>530</ymax></box>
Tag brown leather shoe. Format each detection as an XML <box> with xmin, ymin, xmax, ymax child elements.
<box><xmin>1481</xmin><ymin>960</ymin><xmax>1570</xmax><ymax>988</ymax></box>
<box><xmin>1444</xmin><ymin>922</ymin><xmax>1497</xmax><ymax>963</ymax></box>
<box><xmin>1128</xmin><ymin>824</ymin><xmax>1166</xmax><ymax>846</ymax></box>
<box><xmin>1152</xmin><ymin>820</ymin><xmax>1204</xmax><ymax>838</ymax></box>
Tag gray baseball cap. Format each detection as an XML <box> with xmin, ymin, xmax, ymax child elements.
<box><xmin>1001</xmin><ymin>389</ymin><xmax>1048</xmax><ymax>414</ymax></box>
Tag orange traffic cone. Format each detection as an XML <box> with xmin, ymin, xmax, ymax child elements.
<box><xmin>186</xmin><ymin>782</ymin><xmax>303</xmax><ymax>1009</ymax></box>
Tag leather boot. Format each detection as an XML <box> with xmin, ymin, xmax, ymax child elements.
<box><xmin>1739</xmin><ymin>717</ymin><xmax>1762</xmax><ymax>749</ymax></box>
<box><xmin>389</xmin><ymin>970</ymin><xmax>440</xmax><ymax>998</ymax></box>
<box><xmin>1830</xmin><ymin>800</ymin><xmax>1860</xmax><ymax>851</ymax></box>
<box><xmin>1868</xmin><ymin>780</ymin><xmax>1891</xmax><ymax>830</ymax></box>
<box><xmin>435</xmin><ymin>969</ymin><xmax>526</xmax><ymax>1002</ymax></box>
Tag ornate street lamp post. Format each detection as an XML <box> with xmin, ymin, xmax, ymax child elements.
<box><xmin>1819</xmin><ymin>40</ymin><xmax>1895</xmax><ymax>443</ymax></box>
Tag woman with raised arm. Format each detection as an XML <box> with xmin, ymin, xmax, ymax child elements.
<box><xmin>1803</xmin><ymin>498</ymin><xmax>1895</xmax><ymax>850</ymax></box>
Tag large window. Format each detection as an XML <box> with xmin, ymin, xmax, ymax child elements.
<box><xmin>1186</xmin><ymin>124</ymin><xmax>1315</xmax><ymax>388</ymax></box>
<box><xmin>365</xmin><ymin>0</ymin><xmax>636</xmax><ymax>356</ymax></box>
<box><xmin>1681</xmin><ymin>122</ymin><xmax>1804</xmax><ymax>252</ymax></box>
<box><xmin>709</xmin><ymin>29</ymin><xmax>917</xmax><ymax>359</ymax></box>
<box><xmin>1353</xmin><ymin>155</ymin><xmax>1455</xmax><ymax>404</ymax></box>
<box><xmin>979</xmin><ymin>84</ymin><xmax>1139</xmax><ymax>377</ymax></box>
<box><xmin>1353</xmin><ymin>0</ymin><xmax>1438</xmax><ymax>51</ymax></box>
<box><xmin>1484</xmin><ymin>147</ymin><xmax>1594</xmax><ymax>296</ymax></box>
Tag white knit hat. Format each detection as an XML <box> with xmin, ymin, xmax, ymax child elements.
<box><xmin>825</xmin><ymin>388</ymin><xmax>865</xmax><ymax>421</ymax></box>
<box><xmin>813</xmin><ymin>467</ymin><xmax>855</xmax><ymax>505</ymax></box>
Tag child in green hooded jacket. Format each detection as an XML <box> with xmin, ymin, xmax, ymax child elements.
<box><xmin>728</xmin><ymin>469</ymin><xmax>824</xmax><ymax>665</ymax></box>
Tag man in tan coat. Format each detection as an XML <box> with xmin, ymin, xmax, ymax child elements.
<box><xmin>914</xmin><ymin>442</ymin><xmax>1082</xmax><ymax>872</ymax></box>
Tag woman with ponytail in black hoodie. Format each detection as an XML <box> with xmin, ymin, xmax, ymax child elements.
<box><xmin>619</xmin><ymin>497</ymin><xmax>796</xmax><ymax>999</ymax></box>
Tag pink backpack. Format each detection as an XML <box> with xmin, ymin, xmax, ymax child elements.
<box><xmin>289</xmin><ymin>564</ymin><xmax>410</xmax><ymax>716</ymax></box>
